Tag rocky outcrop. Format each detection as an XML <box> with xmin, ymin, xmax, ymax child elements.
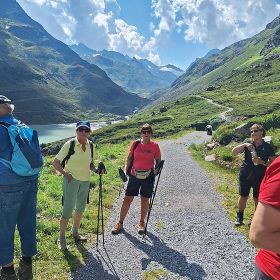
<box><xmin>266</xmin><ymin>15</ymin><xmax>280</xmax><ymax>30</ymax></box>
<box><xmin>260</xmin><ymin>27</ymin><xmax>280</xmax><ymax>56</ymax></box>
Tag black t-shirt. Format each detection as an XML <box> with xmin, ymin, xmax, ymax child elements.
<box><xmin>241</xmin><ymin>141</ymin><xmax>275</xmax><ymax>176</ymax></box>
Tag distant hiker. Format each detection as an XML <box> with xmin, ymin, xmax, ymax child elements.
<box><xmin>0</xmin><ymin>95</ymin><xmax>42</xmax><ymax>279</ymax></box>
<box><xmin>250</xmin><ymin>155</ymin><xmax>280</xmax><ymax>280</ymax></box>
<box><xmin>111</xmin><ymin>123</ymin><xmax>161</xmax><ymax>235</ymax></box>
<box><xmin>232</xmin><ymin>124</ymin><xmax>275</xmax><ymax>226</ymax></box>
<box><xmin>206</xmin><ymin>124</ymin><xmax>213</xmax><ymax>135</ymax></box>
<box><xmin>53</xmin><ymin>121</ymin><xmax>97</xmax><ymax>250</ymax></box>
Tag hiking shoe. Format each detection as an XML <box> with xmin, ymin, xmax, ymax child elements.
<box><xmin>111</xmin><ymin>222</ymin><xmax>123</xmax><ymax>234</ymax></box>
<box><xmin>138</xmin><ymin>221</ymin><xmax>145</xmax><ymax>235</ymax></box>
<box><xmin>18</xmin><ymin>257</ymin><xmax>32</xmax><ymax>280</ymax></box>
<box><xmin>72</xmin><ymin>234</ymin><xmax>87</xmax><ymax>242</ymax></box>
<box><xmin>0</xmin><ymin>266</ymin><xmax>17</xmax><ymax>280</ymax></box>
<box><xmin>235</xmin><ymin>211</ymin><xmax>244</xmax><ymax>226</ymax></box>
<box><xmin>57</xmin><ymin>237</ymin><xmax>68</xmax><ymax>250</ymax></box>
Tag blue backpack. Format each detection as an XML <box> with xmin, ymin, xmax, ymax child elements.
<box><xmin>0</xmin><ymin>121</ymin><xmax>44</xmax><ymax>176</ymax></box>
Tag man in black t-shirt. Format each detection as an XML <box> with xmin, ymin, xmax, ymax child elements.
<box><xmin>232</xmin><ymin>124</ymin><xmax>275</xmax><ymax>226</ymax></box>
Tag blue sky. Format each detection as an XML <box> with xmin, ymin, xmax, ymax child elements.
<box><xmin>17</xmin><ymin>0</ymin><xmax>280</xmax><ymax>70</ymax></box>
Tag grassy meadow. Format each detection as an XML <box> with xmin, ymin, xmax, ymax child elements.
<box><xmin>13</xmin><ymin>85</ymin><xmax>280</xmax><ymax>279</ymax></box>
<box><xmin>14</xmin><ymin>142</ymin><xmax>129</xmax><ymax>279</ymax></box>
<box><xmin>12</xmin><ymin>95</ymin><xmax>229</xmax><ymax>279</ymax></box>
<box><xmin>189</xmin><ymin>143</ymin><xmax>255</xmax><ymax>237</ymax></box>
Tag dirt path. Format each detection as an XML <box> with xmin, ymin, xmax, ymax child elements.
<box><xmin>72</xmin><ymin>132</ymin><xmax>255</xmax><ymax>280</ymax></box>
<box><xmin>197</xmin><ymin>96</ymin><xmax>233</xmax><ymax>122</ymax></box>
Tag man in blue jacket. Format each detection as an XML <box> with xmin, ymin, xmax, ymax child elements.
<box><xmin>0</xmin><ymin>95</ymin><xmax>39</xmax><ymax>279</ymax></box>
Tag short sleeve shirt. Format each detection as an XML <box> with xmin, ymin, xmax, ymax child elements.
<box><xmin>243</xmin><ymin>141</ymin><xmax>275</xmax><ymax>166</ymax></box>
<box><xmin>130</xmin><ymin>141</ymin><xmax>161</xmax><ymax>172</ymax></box>
<box><xmin>241</xmin><ymin>141</ymin><xmax>275</xmax><ymax>176</ymax></box>
<box><xmin>256</xmin><ymin>156</ymin><xmax>280</xmax><ymax>279</ymax></box>
<box><xmin>55</xmin><ymin>138</ymin><xmax>93</xmax><ymax>181</ymax></box>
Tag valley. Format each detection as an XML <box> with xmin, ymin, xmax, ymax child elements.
<box><xmin>2</xmin><ymin>1</ymin><xmax>280</xmax><ymax>279</ymax></box>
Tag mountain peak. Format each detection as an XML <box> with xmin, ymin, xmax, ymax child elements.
<box><xmin>204</xmin><ymin>48</ymin><xmax>221</xmax><ymax>58</ymax></box>
<box><xmin>0</xmin><ymin>0</ymin><xmax>147</xmax><ymax>123</ymax></box>
<box><xmin>266</xmin><ymin>14</ymin><xmax>280</xmax><ymax>29</ymax></box>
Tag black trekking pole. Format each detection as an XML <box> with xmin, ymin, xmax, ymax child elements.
<box><xmin>143</xmin><ymin>160</ymin><xmax>165</xmax><ymax>238</ymax></box>
<box><xmin>96</xmin><ymin>162</ymin><xmax>106</xmax><ymax>247</ymax></box>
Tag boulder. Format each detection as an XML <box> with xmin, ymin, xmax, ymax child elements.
<box><xmin>160</xmin><ymin>106</ymin><xmax>168</xmax><ymax>113</ymax></box>
<box><xmin>207</xmin><ymin>143</ymin><xmax>216</xmax><ymax>150</ymax></box>
<box><xmin>205</xmin><ymin>154</ymin><xmax>216</xmax><ymax>162</ymax></box>
<box><xmin>234</xmin><ymin>123</ymin><xmax>251</xmax><ymax>138</ymax></box>
<box><xmin>206</xmin><ymin>85</ymin><xmax>215</xmax><ymax>91</ymax></box>
<box><xmin>263</xmin><ymin>136</ymin><xmax>272</xmax><ymax>144</ymax></box>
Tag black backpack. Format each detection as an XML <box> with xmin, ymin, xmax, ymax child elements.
<box><xmin>61</xmin><ymin>139</ymin><xmax>93</xmax><ymax>168</ymax></box>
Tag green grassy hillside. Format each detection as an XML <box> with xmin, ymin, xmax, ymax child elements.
<box><xmin>88</xmin><ymin>95</ymin><xmax>225</xmax><ymax>144</ymax></box>
<box><xmin>162</xmin><ymin>15</ymin><xmax>280</xmax><ymax>121</ymax></box>
<box><xmin>0</xmin><ymin>0</ymin><xmax>148</xmax><ymax>124</ymax></box>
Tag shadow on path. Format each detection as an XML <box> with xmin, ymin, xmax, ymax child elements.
<box><xmin>71</xmin><ymin>243</ymin><xmax>120</xmax><ymax>280</ymax></box>
<box><xmin>124</xmin><ymin>231</ymin><xmax>207</xmax><ymax>280</ymax></box>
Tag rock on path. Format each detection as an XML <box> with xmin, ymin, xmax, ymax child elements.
<box><xmin>72</xmin><ymin>132</ymin><xmax>255</xmax><ymax>280</ymax></box>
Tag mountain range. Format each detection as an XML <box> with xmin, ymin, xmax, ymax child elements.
<box><xmin>0</xmin><ymin>0</ymin><xmax>148</xmax><ymax>124</ymax></box>
<box><xmin>70</xmin><ymin>43</ymin><xmax>183</xmax><ymax>98</ymax></box>
<box><xmin>2</xmin><ymin>0</ymin><xmax>280</xmax><ymax>125</ymax></box>
<box><xmin>162</xmin><ymin>15</ymin><xmax>280</xmax><ymax>109</ymax></box>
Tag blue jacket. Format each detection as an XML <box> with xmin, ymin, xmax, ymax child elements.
<box><xmin>0</xmin><ymin>114</ymin><xmax>37</xmax><ymax>185</ymax></box>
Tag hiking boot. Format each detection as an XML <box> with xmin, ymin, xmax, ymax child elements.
<box><xmin>72</xmin><ymin>233</ymin><xmax>87</xmax><ymax>242</ymax></box>
<box><xmin>1</xmin><ymin>265</ymin><xmax>17</xmax><ymax>280</ymax></box>
<box><xmin>235</xmin><ymin>211</ymin><xmax>244</xmax><ymax>226</ymax></box>
<box><xmin>138</xmin><ymin>221</ymin><xmax>145</xmax><ymax>235</ymax></box>
<box><xmin>57</xmin><ymin>236</ymin><xmax>68</xmax><ymax>250</ymax></box>
<box><xmin>18</xmin><ymin>257</ymin><xmax>32</xmax><ymax>280</ymax></box>
<box><xmin>111</xmin><ymin>222</ymin><xmax>123</xmax><ymax>234</ymax></box>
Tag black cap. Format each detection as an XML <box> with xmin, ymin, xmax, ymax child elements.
<box><xmin>0</xmin><ymin>95</ymin><xmax>12</xmax><ymax>104</ymax></box>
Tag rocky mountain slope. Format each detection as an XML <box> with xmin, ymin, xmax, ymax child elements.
<box><xmin>162</xmin><ymin>15</ymin><xmax>280</xmax><ymax>110</ymax></box>
<box><xmin>70</xmin><ymin>43</ymin><xmax>183</xmax><ymax>98</ymax></box>
<box><xmin>0</xmin><ymin>0</ymin><xmax>147</xmax><ymax>124</ymax></box>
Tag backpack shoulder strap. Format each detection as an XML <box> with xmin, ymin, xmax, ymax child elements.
<box><xmin>69</xmin><ymin>139</ymin><xmax>75</xmax><ymax>153</ymax></box>
<box><xmin>0</xmin><ymin>121</ymin><xmax>9</xmax><ymax>128</ymax></box>
<box><xmin>0</xmin><ymin>120</ymin><xmax>22</xmax><ymax>128</ymax></box>
<box><xmin>89</xmin><ymin>141</ymin><xmax>94</xmax><ymax>160</ymax></box>
<box><xmin>133</xmin><ymin>139</ymin><xmax>141</xmax><ymax>153</ymax></box>
<box><xmin>61</xmin><ymin>139</ymin><xmax>75</xmax><ymax>168</ymax></box>
<box><xmin>127</xmin><ymin>139</ymin><xmax>141</xmax><ymax>175</ymax></box>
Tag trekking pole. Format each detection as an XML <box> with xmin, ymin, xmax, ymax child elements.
<box><xmin>143</xmin><ymin>160</ymin><xmax>165</xmax><ymax>238</ymax></box>
<box><xmin>96</xmin><ymin>162</ymin><xmax>106</xmax><ymax>247</ymax></box>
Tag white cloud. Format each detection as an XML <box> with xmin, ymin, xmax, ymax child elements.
<box><xmin>151</xmin><ymin>0</ymin><xmax>280</xmax><ymax>49</ymax></box>
<box><xmin>17</xmin><ymin>0</ymin><xmax>160</xmax><ymax>63</ymax></box>
<box><xmin>151</xmin><ymin>0</ymin><xmax>176</xmax><ymax>44</ymax></box>
<box><xmin>16</xmin><ymin>0</ymin><xmax>280</xmax><ymax>67</ymax></box>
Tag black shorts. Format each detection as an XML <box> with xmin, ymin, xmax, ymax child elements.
<box><xmin>239</xmin><ymin>170</ymin><xmax>263</xmax><ymax>198</ymax></box>
<box><xmin>125</xmin><ymin>175</ymin><xmax>155</xmax><ymax>198</ymax></box>
<box><xmin>239</xmin><ymin>177</ymin><xmax>260</xmax><ymax>198</ymax></box>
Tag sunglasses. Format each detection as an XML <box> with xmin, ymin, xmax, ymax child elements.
<box><xmin>77</xmin><ymin>127</ymin><xmax>90</xmax><ymax>133</ymax></box>
<box><xmin>250</xmin><ymin>129</ymin><xmax>259</xmax><ymax>134</ymax></box>
<box><xmin>141</xmin><ymin>130</ymin><xmax>152</xmax><ymax>134</ymax></box>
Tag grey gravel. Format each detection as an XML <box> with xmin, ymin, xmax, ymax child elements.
<box><xmin>72</xmin><ymin>132</ymin><xmax>255</xmax><ymax>280</ymax></box>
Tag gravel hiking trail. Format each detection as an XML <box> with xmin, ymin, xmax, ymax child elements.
<box><xmin>72</xmin><ymin>131</ymin><xmax>255</xmax><ymax>280</ymax></box>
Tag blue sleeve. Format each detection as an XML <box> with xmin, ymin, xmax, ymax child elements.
<box><xmin>0</xmin><ymin>126</ymin><xmax>12</xmax><ymax>160</ymax></box>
